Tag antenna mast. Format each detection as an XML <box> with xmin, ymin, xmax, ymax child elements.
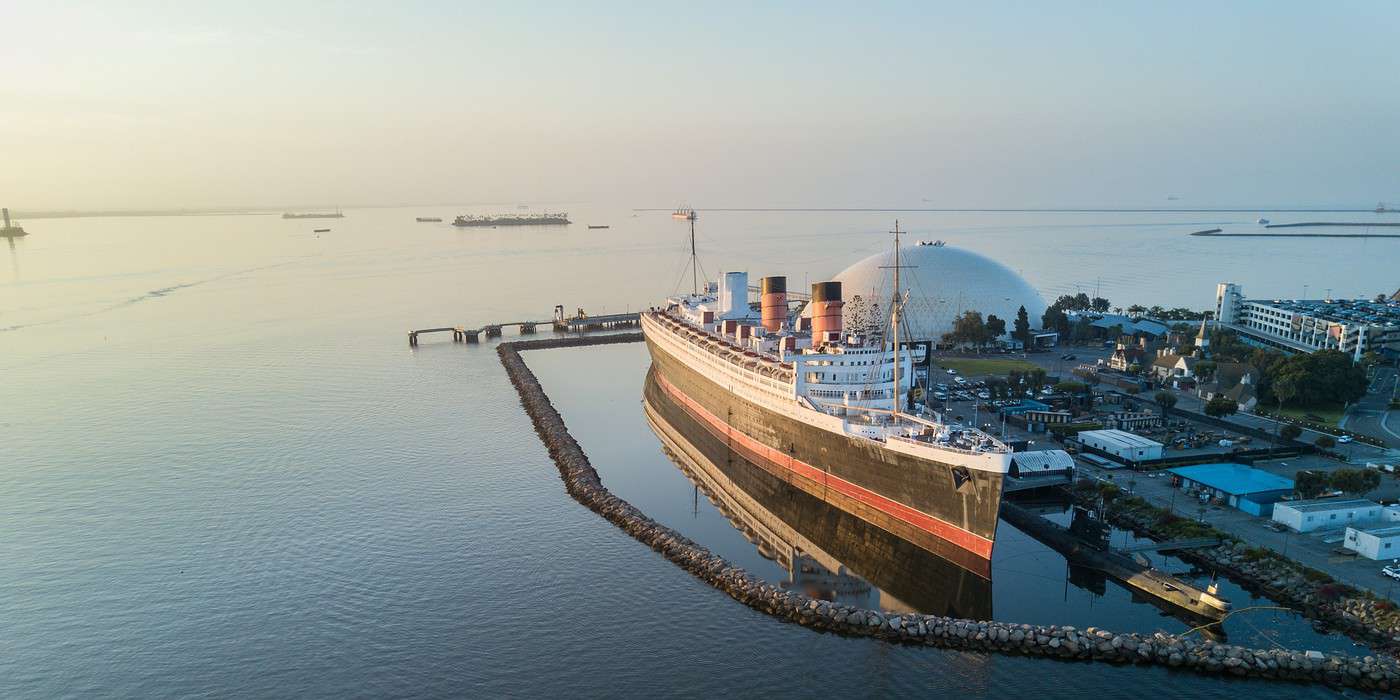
<box><xmin>690</xmin><ymin>217</ymin><xmax>698</xmax><ymax>295</ymax></box>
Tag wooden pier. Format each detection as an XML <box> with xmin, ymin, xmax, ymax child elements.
<box><xmin>408</xmin><ymin>308</ymin><xmax>640</xmax><ymax>347</ymax></box>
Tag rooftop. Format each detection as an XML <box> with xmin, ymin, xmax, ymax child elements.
<box><xmin>1354</xmin><ymin>525</ymin><xmax>1400</xmax><ymax>538</ymax></box>
<box><xmin>1169</xmin><ymin>463</ymin><xmax>1295</xmax><ymax>496</ymax></box>
<box><xmin>1079</xmin><ymin>429</ymin><xmax>1163</xmax><ymax>449</ymax></box>
<box><xmin>1277</xmin><ymin>498</ymin><xmax>1380</xmax><ymax>514</ymax></box>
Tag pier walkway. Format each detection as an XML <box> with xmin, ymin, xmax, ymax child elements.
<box><xmin>408</xmin><ymin>309</ymin><xmax>640</xmax><ymax>346</ymax></box>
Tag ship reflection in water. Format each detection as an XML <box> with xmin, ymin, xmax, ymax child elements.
<box><xmin>643</xmin><ymin>367</ymin><xmax>992</xmax><ymax>620</ymax></box>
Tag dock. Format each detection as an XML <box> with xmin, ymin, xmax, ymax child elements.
<box><xmin>408</xmin><ymin>307</ymin><xmax>640</xmax><ymax>347</ymax></box>
<box><xmin>1001</xmin><ymin>500</ymin><xmax>1230</xmax><ymax>624</ymax></box>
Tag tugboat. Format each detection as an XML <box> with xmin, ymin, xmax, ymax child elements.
<box><xmin>1</xmin><ymin>208</ymin><xmax>27</xmax><ymax>238</ymax></box>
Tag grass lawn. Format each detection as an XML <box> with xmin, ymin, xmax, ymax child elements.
<box><xmin>935</xmin><ymin>357</ymin><xmax>1042</xmax><ymax>377</ymax></box>
<box><xmin>1277</xmin><ymin>403</ymin><xmax>1347</xmax><ymax>426</ymax></box>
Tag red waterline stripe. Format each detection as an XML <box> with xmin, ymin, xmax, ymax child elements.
<box><xmin>654</xmin><ymin>372</ymin><xmax>994</xmax><ymax>560</ymax></box>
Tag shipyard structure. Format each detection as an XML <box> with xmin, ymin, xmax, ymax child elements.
<box><xmin>642</xmin><ymin>264</ymin><xmax>1011</xmax><ymax>572</ymax></box>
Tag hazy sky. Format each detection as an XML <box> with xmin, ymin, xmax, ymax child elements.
<box><xmin>3</xmin><ymin>1</ymin><xmax>1399</xmax><ymax>210</ymax></box>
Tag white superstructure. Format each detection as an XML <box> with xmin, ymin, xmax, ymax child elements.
<box><xmin>645</xmin><ymin>275</ymin><xmax>1012</xmax><ymax>474</ymax></box>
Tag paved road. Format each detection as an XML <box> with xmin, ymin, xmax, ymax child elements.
<box><xmin>1164</xmin><ymin>386</ymin><xmax>1398</xmax><ymax>465</ymax></box>
<box><xmin>1343</xmin><ymin>366</ymin><xmax>1400</xmax><ymax>449</ymax></box>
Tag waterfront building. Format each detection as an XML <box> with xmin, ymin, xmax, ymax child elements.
<box><xmin>1343</xmin><ymin>525</ymin><xmax>1400</xmax><ymax>560</ymax></box>
<box><xmin>1168</xmin><ymin>463</ymin><xmax>1295</xmax><ymax>517</ymax></box>
<box><xmin>1077</xmin><ymin>429</ymin><xmax>1164</xmax><ymax>462</ymax></box>
<box><xmin>1102</xmin><ymin>411</ymin><xmax>1162</xmax><ymax>431</ymax></box>
<box><xmin>1214</xmin><ymin>283</ymin><xmax>1400</xmax><ymax>360</ymax></box>
<box><xmin>1272</xmin><ymin>498</ymin><xmax>1382</xmax><ymax>533</ymax></box>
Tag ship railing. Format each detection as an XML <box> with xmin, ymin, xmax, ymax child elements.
<box><xmin>887</xmin><ymin>433</ymin><xmax>1000</xmax><ymax>456</ymax></box>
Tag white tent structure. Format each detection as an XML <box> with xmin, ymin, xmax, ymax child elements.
<box><xmin>832</xmin><ymin>241</ymin><xmax>1046</xmax><ymax>342</ymax></box>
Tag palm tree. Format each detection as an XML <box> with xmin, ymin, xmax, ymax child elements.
<box><xmin>1154</xmin><ymin>390</ymin><xmax>1178</xmax><ymax>417</ymax></box>
<box><xmin>1271</xmin><ymin>376</ymin><xmax>1298</xmax><ymax>455</ymax></box>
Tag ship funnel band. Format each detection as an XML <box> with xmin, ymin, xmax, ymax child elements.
<box><xmin>760</xmin><ymin>276</ymin><xmax>788</xmax><ymax>332</ymax></box>
<box><xmin>811</xmin><ymin>281</ymin><xmax>842</xmax><ymax>302</ymax></box>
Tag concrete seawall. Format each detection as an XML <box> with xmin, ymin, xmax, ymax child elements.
<box><xmin>496</xmin><ymin>334</ymin><xmax>1400</xmax><ymax>692</ymax></box>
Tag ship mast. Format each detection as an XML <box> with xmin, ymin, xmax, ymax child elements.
<box><xmin>891</xmin><ymin>221</ymin><xmax>902</xmax><ymax>417</ymax></box>
<box><xmin>690</xmin><ymin>216</ymin><xmax>698</xmax><ymax>296</ymax></box>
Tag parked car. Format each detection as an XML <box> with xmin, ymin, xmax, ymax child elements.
<box><xmin>977</xmin><ymin>391</ymin><xmax>991</xmax><ymax>400</ymax></box>
<box><xmin>1337</xmin><ymin>435</ymin><xmax>1353</xmax><ymax>444</ymax></box>
<box><xmin>946</xmin><ymin>368</ymin><xmax>958</xmax><ymax>375</ymax></box>
<box><xmin>1384</xmin><ymin>565</ymin><xmax>1400</xmax><ymax>581</ymax></box>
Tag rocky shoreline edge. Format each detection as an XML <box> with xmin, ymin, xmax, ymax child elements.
<box><xmin>496</xmin><ymin>334</ymin><xmax>1400</xmax><ymax>692</ymax></box>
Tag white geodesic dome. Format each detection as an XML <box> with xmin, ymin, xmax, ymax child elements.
<box><xmin>832</xmin><ymin>242</ymin><xmax>1046</xmax><ymax>342</ymax></box>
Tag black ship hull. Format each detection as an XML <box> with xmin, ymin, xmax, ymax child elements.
<box><xmin>644</xmin><ymin>369</ymin><xmax>992</xmax><ymax>618</ymax></box>
<box><xmin>644</xmin><ymin>327</ymin><xmax>1005</xmax><ymax>574</ymax></box>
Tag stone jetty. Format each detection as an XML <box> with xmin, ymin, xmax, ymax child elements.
<box><xmin>496</xmin><ymin>335</ymin><xmax>1400</xmax><ymax>692</ymax></box>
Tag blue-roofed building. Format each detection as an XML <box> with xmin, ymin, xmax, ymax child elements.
<box><xmin>1168</xmin><ymin>463</ymin><xmax>1295</xmax><ymax>517</ymax></box>
<box><xmin>1082</xmin><ymin>313</ymin><xmax>1171</xmax><ymax>339</ymax></box>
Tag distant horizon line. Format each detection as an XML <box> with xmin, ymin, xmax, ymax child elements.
<box><xmin>9</xmin><ymin>203</ymin><xmax>1397</xmax><ymax>220</ymax></box>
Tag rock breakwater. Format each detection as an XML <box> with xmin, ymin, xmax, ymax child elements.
<box><xmin>496</xmin><ymin>335</ymin><xmax>1400</xmax><ymax>691</ymax></box>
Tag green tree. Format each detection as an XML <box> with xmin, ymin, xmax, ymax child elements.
<box><xmin>1204</xmin><ymin>396</ymin><xmax>1238</xmax><ymax>417</ymax></box>
<box><xmin>1330</xmin><ymin>468</ymin><xmax>1381</xmax><ymax>496</ymax></box>
<box><xmin>1153</xmin><ymin>390</ymin><xmax>1177</xmax><ymax>414</ymax></box>
<box><xmin>1280</xmin><ymin>424</ymin><xmax>1302</xmax><ymax>441</ymax></box>
<box><xmin>1193</xmin><ymin>360</ymin><xmax>1217</xmax><ymax>382</ymax></box>
<box><xmin>943</xmin><ymin>311</ymin><xmax>991</xmax><ymax>349</ymax></box>
<box><xmin>1315</xmin><ymin>435</ymin><xmax>1336</xmax><ymax>449</ymax></box>
<box><xmin>1091</xmin><ymin>296</ymin><xmax>1111</xmax><ymax>312</ymax></box>
<box><xmin>1014</xmin><ymin>305</ymin><xmax>1031</xmax><ymax>347</ymax></box>
<box><xmin>1295</xmin><ymin>470</ymin><xmax>1330</xmax><ymax>499</ymax></box>
<box><xmin>1126</xmin><ymin>304</ymin><xmax>1147</xmax><ymax>317</ymax></box>
<box><xmin>985</xmin><ymin>314</ymin><xmax>1006</xmax><ymax>339</ymax></box>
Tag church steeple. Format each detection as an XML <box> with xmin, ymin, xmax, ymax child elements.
<box><xmin>1194</xmin><ymin>315</ymin><xmax>1211</xmax><ymax>358</ymax></box>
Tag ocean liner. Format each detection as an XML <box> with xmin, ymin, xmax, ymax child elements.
<box><xmin>641</xmin><ymin>224</ymin><xmax>1010</xmax><ymax>570</ymax></box>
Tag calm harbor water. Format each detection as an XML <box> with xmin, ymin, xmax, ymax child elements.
<box><xmin>4</xmin><ymin>205</ymin><xmax>1395</xmax><ymax>697</ymax></box>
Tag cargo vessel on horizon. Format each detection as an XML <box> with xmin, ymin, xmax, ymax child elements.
<box><xmin>451</xmin><ymin>213</ymin><xmax>570</xmax><ymax>227</ymax></box>
<box><xmin>640</xmin><ymin>223</ymin><xmax>1010</xmax><ymax>571</ymax></box>
<box><xmin>282</xmin><ymin>208</ymin><xmax>343</xmax><ymax>219</ymax></box>
<box><xmin>1</xmin><ymin>208</ymin><xmax>27</xmax><ymax>238</ymax></box>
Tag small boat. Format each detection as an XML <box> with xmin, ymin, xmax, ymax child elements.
<box><xmin>1378</xmin><ymin>202</ymin><xmax>1392</xmax><ymax>213</ymax></box>
<box><xmin>1257</xmin><ymin>218</ymin><xmax>1270</xmax><ymax>225</ymax></box>
<box><xmin>672</xmin><ymin>207</ymin><xmax>697</xmax><ymax>220</ymax></box>
<box><xmin>415</xmin><ymin>217</ymin><xmax>442</xmax><ymax>223</ymax></box>
<box><xmin>313</xmin><ymin>228</ymin><xmax>330</xmax><ymax>233</ymax></box>
<box><xmin>587</xmin><ymin>225</ymin><xmax>610</xmax><ymax>229</ymax></box>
